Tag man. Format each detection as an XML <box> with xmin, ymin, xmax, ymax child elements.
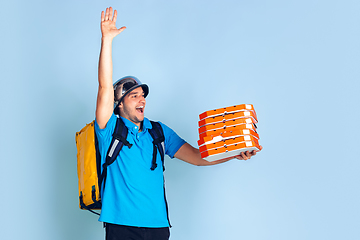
<box><xmin>95</xmin><ymin>7</ymin><xmax>262</xmax><ymax>240</ymax></box>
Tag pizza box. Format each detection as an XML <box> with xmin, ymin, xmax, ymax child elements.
<box><xmin>199</xmin><ymin>104</ymin><xmax>256</xmax><ymax>120</ymax></box>
<box><xmin>199</xmin><ymin>124</ymin><xmax>257</xmax><ymax>140</ymax></box>
<box><xmin>198</xmin><ymin>110</ymin><xmax>258</xmax><ymax>127</ymax></box>
<box><xmin>199</xmin><ymin>135</ymin><xmax>259</xmax><ymax>153</ymax></box>
<box><xmin>200</xmin><ymin>140</ymin><xmax>261</xmax><ymax>162</ymax></box>
<box><xmin>197</xmin><ymin>128</ymin><xmax>259</xmax><ymax>147</ymax></box>
<box><xmin>198</xmin><ymin>117</ymin><xmax>257</xmax><ymax>134</ymax></box>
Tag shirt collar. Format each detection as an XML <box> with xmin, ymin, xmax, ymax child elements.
<box><xmin>120</xmin><ymin>116</ymin><xmax>152</xmax><ymax>134</ymax></box>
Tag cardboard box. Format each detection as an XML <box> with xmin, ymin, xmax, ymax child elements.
<box><xmin>198</xmin><ymin>104</ymin><xmax>261</xmax><ymax>162</ymax></box>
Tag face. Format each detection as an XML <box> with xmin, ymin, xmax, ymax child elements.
<box><xmin>118</xmin><ymin>87</ymin><xmax>146</xmax><ymax>127</ymax></box>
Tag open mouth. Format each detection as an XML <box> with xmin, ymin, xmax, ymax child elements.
<box><xmin>136</xmin><ymin>105</ymin><xmax>144</xmax><ymax>114</ymax></box>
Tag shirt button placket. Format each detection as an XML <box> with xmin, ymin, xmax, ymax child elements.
<box><xmin>133</xmin><ymin>126</ymin><xmax>139</xmax><ymax>142</ymax></box>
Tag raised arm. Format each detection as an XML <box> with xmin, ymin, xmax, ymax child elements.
<box><xmin>96</xmin><ymin>7</ymin><xmax>126</xmax><ymax>129</ymax></box>
<box><xmin>174</xmin><ymin>143</ymin><xmax>262</xmax><ymax>166</ymax></box>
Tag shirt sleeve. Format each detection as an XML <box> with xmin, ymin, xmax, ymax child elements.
<box><xmin>94</xmin><ymin>114</ymin><xmax>117</xmax><ymax>154</ymax></box>
<box><xmin>158</xmin><ymin>121</ymin><xmax>186</xmax><ymax>158</ymax></box>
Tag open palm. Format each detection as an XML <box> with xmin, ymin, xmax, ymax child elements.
<box><xmin>101</xmin><ymin>7</ymin><xmax>126</xmax><ymax>39</ymax></box>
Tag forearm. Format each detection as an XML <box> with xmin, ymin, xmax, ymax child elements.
<box><xmin>174</xmin><ymin>143</ymin><xmax>230</xmax><ymax>166</ymax></box>
<box><xmin>98</xmin><ymin>37</ymin><xmax>115</xmax><ymax>89</ymax></box>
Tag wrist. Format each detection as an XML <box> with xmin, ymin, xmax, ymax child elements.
<box><xmin>101</xmin><ymin>36</ymin><xmax>114</xmax><ymax>43</ymax></box>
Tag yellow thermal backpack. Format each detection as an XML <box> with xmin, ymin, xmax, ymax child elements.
<box><xmin>75</xmin><ymin>118</ymin><xmax>166</xmax><ymax>215</ymax></box>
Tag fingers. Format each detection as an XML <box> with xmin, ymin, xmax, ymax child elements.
<box><xmin>243</xmin><ymin>151</ymin><xmax>252</xmax><ymax>160</ymax></box>
<box><xmin>102</xmin><ymin>7</ymin><xmax>116</xmax><ymax>22</ymax></box>
<box><xmin>235</xmin><ymin>151</ymin><xmax>248</xmax><ymax>160</ymax></box>
<box><xmin>235</xmin><ymin>151</ymin><xmax>253</xmax><ymax>160</ymax></box>
<box><xmin>101</xmin><ymin>11</ymin><xmax>105</xmax><ymax>22</ymax></box>
<box><xmin>113</xmin><ymin>9</ymin><xmax>117</xmax><ymax>22</ymax></box>
<box><xmin>108</xmin><ymin>7</ymin><xmax>112</xmax><ymax>21</ymax></box>
<box><xmin>105</xmin><ymin>7</ymin><xmax>110</xmax><ymax>21</ymax></box>
<box><xmin>118</xmin><ymin>26</ymin><xmax>126</xmax><ymax>34</ymax></box>
<box><xmin>233</xmin><ymin>146</ymin><xmax>263</xmax><ymax>161</ymax></box>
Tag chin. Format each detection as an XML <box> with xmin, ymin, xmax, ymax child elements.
<box><xmin>133</xmin><ymin>115</ymin><xmax>145</xmax><ymax>123</ymax></box>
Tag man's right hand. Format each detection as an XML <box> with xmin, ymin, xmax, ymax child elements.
<box><xmin>101</xmin><ymin>7</ymin><xmax>126</xmax><ymax>40</ymax></box>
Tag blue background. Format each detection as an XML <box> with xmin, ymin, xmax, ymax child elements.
<box><xmin>1</xmin><ymin>0</ymin><xmax>359</xmax><ymax>239</ymax></box>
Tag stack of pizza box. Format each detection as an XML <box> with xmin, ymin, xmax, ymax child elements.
<box><xmin>197</xmin><ymin>104</ymin><xmax>261</xmax><ymax>162</ymax></box>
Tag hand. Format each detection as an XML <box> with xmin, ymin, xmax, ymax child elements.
<box><xmin>101</xmin><ymin>7</ymin><xmax>126</xmax><ymax>40</ymax></box>
<box><xmin>235</xmin><ymin>145</ymin><xmax>263</xmax><ymax>161</ymax></box>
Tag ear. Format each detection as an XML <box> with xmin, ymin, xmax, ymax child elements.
<box><xmin>117</xmin><ymin>101</ymin><xmax>123</xmax><ymax>112</ymax></box>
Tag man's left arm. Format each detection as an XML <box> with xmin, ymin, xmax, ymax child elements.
<box><xmin>174</xmin><ymin>143</ymin><xmax>262</xmax><ymax>166</ymax></box>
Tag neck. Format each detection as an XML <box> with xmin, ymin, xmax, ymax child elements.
<box><xmin>120</xmin><ymin>115</ymin><xmax>143</xmax><ymax>131</ymax></box>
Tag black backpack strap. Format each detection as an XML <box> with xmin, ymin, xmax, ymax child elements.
<box><xmin>148</xmin><ymin>121</ymin><xmax>171</xmax><ymax>227</ymax></box>
<box><xmin>99</xmin><ymin>117</ymin><xmax>133</xmax><ymax>194</ymax></box>
<box><xmin>148</xmin><ymin>121</ymin><xmax>165</xmax><ymax>171</ymax></box>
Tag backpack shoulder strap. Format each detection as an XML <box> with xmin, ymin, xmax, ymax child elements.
<box><xmin>148</xmin><ymin>121</ymin><xmax>165</xmax><ymax>171</ymax></box>
<box><xmin>148</xmin><ymin>121</ymin><xmax>171</xmax><ymax>227</ymax></box>
<box><xmin>99</xmin><ymin>117</ymin><xmax>133</xmax><ymax>193</ymax></box>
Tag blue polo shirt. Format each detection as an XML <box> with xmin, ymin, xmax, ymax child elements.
<box><xmin>94</xmin><ymin>114</ymin><xmax>186</xmax><ymax>227</ymax></box>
